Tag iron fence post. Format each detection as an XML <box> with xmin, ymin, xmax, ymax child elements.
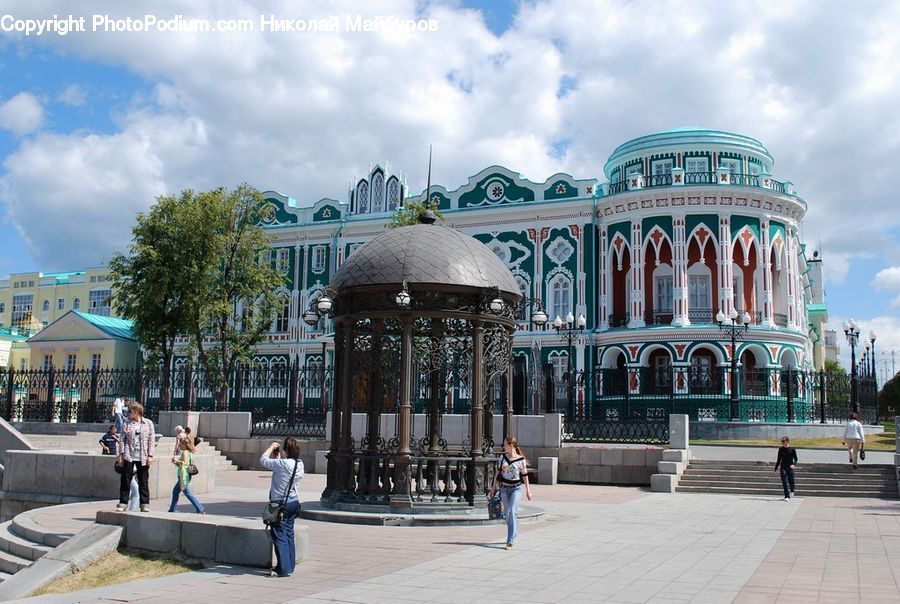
<box><xmin>786</xmin><ymin>367</ymin><xmax>794</xmax><ymax>423</ymax></box>
<box><xmin>184</xmin><ymin>364</ymin><xmax>194</xmax><ymax>411</ymax></box>
<box><xmin>4</xmin><ymin>366</ymin><xmax>13</xmax><ymax>421</ymax></box>
<box><xmin>624</xmin><ymin>367</ymin><xmax>630</xmax><ymax>421</ymax></box>
<box><xmin>288</xmin><ymin>360</ymin><xmax>298</xmax><ymax>426</ymax></box>
<box><xmin>234</xmin><ymin>366</ymin><xmax>243</xmax><ymax>412</ymax></box>
<box><xmin>46</xmin><ymin>365</ymin><xmax>56</xmax><ymax>422</ymax></box>
<box><xmin>669</xmin><ymin>365</ymin><xmax>675</xmax><ymax>416</ymax></box>
<box><xmin>89</xmin><ymin>365</ymin><xmax>99</xmax><ymax>423</ymax></box>
<box><xmin>819</xmin><ymin>370</ymin><xmax>827</xmax><ymax>423</ymax></box>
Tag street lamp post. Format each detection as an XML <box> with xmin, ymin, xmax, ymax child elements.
<box><xmin>870</xmin><ymin>331</ymin><xmax>877</xmax><ymax>387</ymax></box>
<box><xmin>552</xmin><ymin>312</ymin><xmax>586</xmax><ymax>419</ymax></box>
<box><xmin>843</xmin><ymin>319</ymin><xmax>861</xmax><ymax>412</ymax></box>
<box><xmin>717</xmin><ymin>308</ymin><xmax>751</xmax><ymax>421</ymax></box>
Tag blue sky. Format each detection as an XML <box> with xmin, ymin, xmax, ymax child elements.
<box><xmin>1</xmin><ymin>0</ymin><xmax>899</xmax><ymax>369</ymax></box>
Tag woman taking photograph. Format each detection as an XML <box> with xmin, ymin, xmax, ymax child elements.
<box><xmin>488</xmin><ymin>436</ymin><xmax>532</xmax><ymax>550</ymax></box>
<box><xmin>168</xmin><ymin>433</ymin><xmax>205</xmax><ymax>514</ymax></box>
<box><xmin>115</xmin><ymin>402</ymin><xmax>155</xmax><ymax>512</ymax></box>
<box><xmin>260</xmin><ymin>438</ymin><xmax>304</xmax><ymax>577</ymax></box>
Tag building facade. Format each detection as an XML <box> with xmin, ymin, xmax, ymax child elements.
<box><xmin>229</xmin><ymin>128</ymin><xmax>825</xmax><ymax>419</ymax></box>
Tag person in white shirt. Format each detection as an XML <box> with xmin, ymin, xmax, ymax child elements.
<box><xmin>112</xmin><ymin>394</ymin><xmax>125</xmax><ymax>432</ymax></box>
<box><xmin>842</xmin><ymin>411</ymin><xmax>865</xmax><ymax>469</ymax></box>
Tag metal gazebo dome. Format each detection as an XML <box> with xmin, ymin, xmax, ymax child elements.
<box><xmin>329</xmin><ymin>224</ymin><xmax>521</xmax><ymax>296</ymax></box>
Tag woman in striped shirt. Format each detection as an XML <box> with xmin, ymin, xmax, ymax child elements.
<box><xmin>488</xmin><ymin>436</ymin><xmax>533</xmax><ymax>550</ymax></box>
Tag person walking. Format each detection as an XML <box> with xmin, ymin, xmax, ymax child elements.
<box><xmin>168</xmin><ymin>433</ymin><xmax>205</xmax><ymax>514</ymax></box>
<box><xmin>99</xmin><ymin>425</ymin><xmax>119</xmax><ymax>455</ymax></box>
<box><xmin>116</xmin><ymin>402</ymin><xmax>155</xmax><ymax>512</ymax></box>
<box><xmin>112</xmin><ymin>394</ymin><xmax>125</xmax><ymax>433</ymax></box>
<box><xmin>842</xmin><ymin>411</ymin><xmax>866</xmax><ymax>469</ymax></box>
<box><xmin>260</xmin><ymin>438</ymin><xmax>304</xmax><ymax>577</ymax></box>
<box><xmin>488</xmin><ymin>436</ymin><xmax>533</xmax><ymax>550</ymax></box>
<box><xmin>774</xmin><ymin>436</ymin><xmax>798</xmax><ymax>501</ymax></box>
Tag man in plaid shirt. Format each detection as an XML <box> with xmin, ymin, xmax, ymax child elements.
<box><xmin>116</xmin><ymin>402</ymin><xmax>156</xmax><ymax>512</ymax></box>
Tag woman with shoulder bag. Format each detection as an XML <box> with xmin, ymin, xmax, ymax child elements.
<box><xmin>115</xmin><ymin>402</ymin><xmax>155</xmax><ymax>512</ymax></box>
<box><xmin>488</xmin><ymin>436</ymin><xmax>532</xmax><ymax>550</ymax></box>
<box><xmin>168</xmin><ymin>433</ymin><xmax>205</xmax><ymax>514</ymax></box>
<box><xmin>260</xmin><ymin>438</ymin><xmax>304</xmax><ymax>577</ymax></box>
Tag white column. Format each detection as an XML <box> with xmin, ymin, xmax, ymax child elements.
<box><xmin>759</xmin><ymin>217</ymin><xmax>774</xmax><ymax>327</ymax></box>
<box><xmin>628</xmin><ymin>221</ymin><xmax>646</xmax><ymax>328</ymax></box>
<box><xmin>672</xmin><ymin>213</ymin><xmax>689</xmax><ymax>326</ymax></box>
<box><xmin>785</xmin><ymin>229</ymin><xmax>797</xmax><ymax>329</ymax></box>
<box><xmin>718</xmin><ymin>215</ymin><xmax>734</xmax><ymax>314</ymax></box>
<box><xmin>599</xmin><ymin>224</ymin><xmax>610</xmax><ymax>331</ymax></box>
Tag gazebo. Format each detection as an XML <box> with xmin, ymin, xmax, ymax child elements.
<box><xmin>306</xmin><ymin>220</ymin><xmax>530</xmax><ymax>511</ymax></box>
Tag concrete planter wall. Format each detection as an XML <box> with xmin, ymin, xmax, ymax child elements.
<box><xmin>690</xmin><ymin>421</ymin><xmax>883</xmax><ymax>440</ymax></box>
<box><xmin>0</xmin><ymin>450</ymin><xmax>216</xmax><ymax>522</ymax></box>
<box><xmin>557</xmin><ymin>446</ymin><xmax>664</xmax><ymax>486</ymax></box>
<box><xmin>157</xmin><ymin>411</ymin><xmax>251</xmax><ymax>439</ymax></box>
<box><xmin>207</xmin><ymin>437</ymin><xmax>325</xmax><ymax>471</ymax></box>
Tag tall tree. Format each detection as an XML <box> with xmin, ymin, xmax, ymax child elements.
<box><xmin>189</xmin><ymin>185</ymin><xmax>285</xmax><ymax>408</ymax></box>
<box><xmin>823</xmin><ymin>359</ymin><xmax>847</xmax><ymax>377</ymax></box>
<box><xmin>110</xmin><ymin>191</ymin><xmax>207</xmax><ymax>408</ymax></box>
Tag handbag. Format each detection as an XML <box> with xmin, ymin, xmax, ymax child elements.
<box><xmin>860</xmin><ymin>445</ymin><xmax>866</xmax><ymax>461</ymax></box>
<box><xmin>114</xmin><ymin>460</ymin><xmax>125</xmax><ymax>475</ymax></box>
<box><xmin>187</xmin><ymin>463</ymin><xmax>199</xmax><ymax>476</ymax></box>
<box><xmin>487</xmin><ymin>492</ymin><xmax>504</xmax><ymax>520</ymax></box>
<box><xmin>262</xmin><ymin>459</ymin><xmax>299</xmax><ymax>528</ymax></box>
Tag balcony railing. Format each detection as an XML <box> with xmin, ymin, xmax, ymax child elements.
<box><xmin>773</xmin><ymin>313</ymin><xmax>788</xmax><ymax>327</ymax></box>
<box><xmin>687</xmin><ymin>308</ymin><xmax>715</xmax><ymax>323</ymax></box>
<box><xmin>606</xmin><ymin>172</ymin><xmax>792</xmax><ymax>197</ymax></box>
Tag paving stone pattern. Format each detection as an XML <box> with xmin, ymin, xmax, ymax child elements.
<box><xmin>10</xmin><ymin>464</ymin><xmax>900</xmax><ymax>603</ymax></box>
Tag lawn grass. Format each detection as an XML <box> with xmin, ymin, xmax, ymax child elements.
<box><xmin>32</xmin><ymin>550</ymin><xmax>200</xmax><ymax>596</ymax></box>
<box><xmin>691</xmin><ymin>429</ymin><xmax>896</xmax><ymax>451</ymax></box>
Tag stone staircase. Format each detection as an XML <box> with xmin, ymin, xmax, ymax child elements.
<box><xmin>0</xmin><ymin>511</ymin><xmax>67</xmax><ymax>584</ymax></box>
<box><xmin>24</xmin><ymin>433</ymin><xmax>238</xmax><ymax>473</ymax></box>
<box><xmin>677</xmin><ymin>460</ymin><xmax>898</xmax><ymax>498</ymax></box>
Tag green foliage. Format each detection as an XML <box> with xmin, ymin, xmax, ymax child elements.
<box><xmin>878</xmin><ymin>373</ymin><xmax>900</xmax><ymax>419</ymax></box>
<box><xmin>110</xmin><ymin>184</ymin><xmax>283</xmax><ymax>408</ymax></box>
<box><xmin>110</xmin><ymin>190</ymin><xmax>208</xmax><ymax>406</ymax></box>
<box><xmin>824</xmin><ymin>359</ymin><xmax>847</xmax><ymax>377</ymax></box>
<box><xmin>187</xmin><ymin>185</ymin><xmax>285</xmax><ymax>406</ymax></box>
<box><xmin>386</xmin><ymin>199</ymin><xmax>445</xmax><ymax>228</ymax></box>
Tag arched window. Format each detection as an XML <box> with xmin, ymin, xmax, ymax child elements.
<box><xmin>357</xmin><ymin>181</ymin><xmax>369</xmax><ymax>214</ymax></box>
<box><xmin>273</xmin><ymin>296</ymin><xmax>290</xmax><ymax>333</ymax></box>
<box><xmin>72</xmin><ymin>298</ymin><xmax>81</xmax><ymax>310</ymax></box>
<box><xmin>387</xmin><ymin>178</ymin><xmax>400</xmax><ymax>211</ymax></box>
<box><xmin>371</xmin><ymin>173</ymin><xmax>385</xmax><ymax>213</ymax></box>
<box><xmin>41</xmin><ymin>299</ymin><xmax>50</xmax><ymax>312</ymax></box>
<box><xmin>515</xmin><ymin>276</ymin><xmax>529</xmax><ymax>320</ymax></box>
<box><xmin>687</xmin><ymin>262</ymin><xmax>712</xmax><ymax>316</ymax></box>
<box><xmin>652</xmin><ymin>264</ymin><xmax>673</xmax><ymax>321</ymax></box>
<box><xmin>1</xmin><ymin>302</ymin><xmax>6</xmax><ymax>313</ymax></box>
<box><xmin>549</xmin><ymin>275</ymin><xmax>571</xmax><ymax>321</ymax></box>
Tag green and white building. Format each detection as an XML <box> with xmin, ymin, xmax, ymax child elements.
<box><xmin>240</xmin><ymin>128</ymin><xmax>827</xmax><ymax>418</ymax></box>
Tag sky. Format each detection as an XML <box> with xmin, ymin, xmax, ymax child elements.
<box><xmin>0</xmin><ymin>0</ymin><xmax>898</xmax><ymax>378</ymax></box>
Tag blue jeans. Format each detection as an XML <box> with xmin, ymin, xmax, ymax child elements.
<box><xmin>269</xmin><ymin>499</ymin><xmax>300</xmax><ymax>575</ymax></box>
<box><xmin>114</xmin><ymin>412</ymin><xmax>124</xmax><ymax>433</ymax></box>
<box><xmin>169</xmin><ymin>481</ymin><xmax>205</xmax><ymax>513</ymax></box>
<box><xmin>780</xmin><ymin>467</ymin><xmax>795</xmax><ymax>498</ymax></box>
<box><xmin>500</xmin><ymin>485</ymin><xmax>523</xmax><ymax>545</ymax></box>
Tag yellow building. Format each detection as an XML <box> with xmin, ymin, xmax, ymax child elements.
<box><xmin>0</xmin><ymin>326</ymin><xmax>30</xmax><ymax>369</ymax></box>
<box><xmin>26</xmin><ymin>311</ymin><xmax>139</xmax><ymax>370</ymax></box>
<box><xmin>0</xmin><ymin>268</ymin><xmax>118</xmax><ymax>336</ymax></box>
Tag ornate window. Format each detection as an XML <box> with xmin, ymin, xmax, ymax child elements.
<box><xmin>626</xmin><ymin>164</ymin><xmax>643</xmax><ymax>176</ymax></box>
<box><xmin>549</xmin><ymin>275</ymin><xmax>571</xmax><ymax>321</ymax></box>
<box><xmin>42</xmin><ymin>299</ymin><xmax>50</xmax><ymax>312</ymax></box>
<box><xmin>653</xmin><ymin>265</ymin><xmax>673</xmax><ymax>312</ymax></box>
<box><xmin>312</xmin><ymin>246</ymin><xmax>327</xmax><ymax>272</ymax></box>
<box><xmin>387</xmin><ymin>178</ymin><xmax>400</xmax><ymax>211</ymax></box>
<box><xmin>273</xmin><ymin>296</ymin><xmax>290</xmax><ymax>333</ymax></box>
<box><xmin>720</xmin><ymin>159</ymin><xmax>740</xmax><ymax>174</ymax></box>
<box><xmin>12</xmin><ymin>294</ymin><xmax>33</xmax><ymax>328</ymax></box>
<box><xmin>276</xmin><ymin>249</ymin><xmax>291</xmax><ymax>273</ymax></box>
<box><xmin>547</xmin><ymin>237</ymin><xmax>574</xmax><ymax>265</ymax></box>
<box><xmin>652</xmin><ymin>160</ymin><xmax>672</xmax><ymax>175</ymax></box>
<box><xmin>89</xmin><ymin>289</ymin><xmax>111</xmax><ymax>316</ymax></box>
<box><xmin>372</xmin><ymin>173</ymin><xmax>385</xmax><ymax>213</ymax></box>
<box><xmin>688</xmin><ymin>275</ymin><xmax>710</xmax><ymax>309</ymax></box>
<box><xmin>685</xmin><ymin>157</ymin><xmax>709</xmax><ymax>173</ymax></box>
<box><xmin>357</xmin><ymin>181</ymin><xmax>369</xmax><ymax>214</ymax></box>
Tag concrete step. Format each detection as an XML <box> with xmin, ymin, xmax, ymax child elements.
<box><xmin>675</xmin><ymin>485</ymin><xmax>897</xmax><ymax>497</ymax></box>
<box><xmin>680</xmin><ymin>478</ymin><xmax>891</xmax><ymax>489</ymax></box>
<box><xmin>682</xmin><ymin>470</ymin><xmax>893</xmax><ymax>481</ymax></box>
<box><xmin>0</xmin><ymin>549</ymin><xmax>31</xmax><ymax>575</ymax></box>
<box><xmin>0</xmin><ymin>569</ymin><xmax>12</xmax><ymax>584</ymax></box>
<box><xmin>0</xmin><ymin>522</ymin><xmax>50</xmax><ymax>562</ymax></box>
<box><xmin>689</xmin><ymin>460</ymin><xmax>892</xmax><ymax>471</ymax></box>
<box><xmin>10</xmin><ymin>517</ymin><xmax>67</xmax><ymax>548</ymax></box>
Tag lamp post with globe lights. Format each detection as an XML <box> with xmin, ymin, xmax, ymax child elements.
<box><xmin>717</xmin><ymin>308</ymin><xmax>751</xmax><ymax>421</ymax></box>
<box><xmin>843</xmin><ymin>319</ymin><xmax>861</xmax><ymax>412</ymax></box>
<box><xmin>552</xmin><ymin>312</ymin><xmax>586</xmax><ymax>419</ymax></box>
<box><xmin>869</xmin><ymin>331</ymin><xmax>877</xmax><ymax>386</ymax></box>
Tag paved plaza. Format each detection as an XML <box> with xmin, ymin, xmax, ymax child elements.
<box><xmin>8</xmin><ymin>451</ymin><xmax>900</xmax><ymax>604</ymax></box>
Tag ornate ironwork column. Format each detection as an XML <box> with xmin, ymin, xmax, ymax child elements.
<box><xmin>390</xmin><ymin>317</ymin><xmax>414</xmax><ymax>508</ymax></box>
<box><xmin>467</xmin><ymin>320</ymin><xmax>485</xmax><ymax>504</ymax></box>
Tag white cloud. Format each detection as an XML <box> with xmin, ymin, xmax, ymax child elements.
<box><xmin>0</xmin><ymin>92</ymin><xmax>43</xmax><ymax>137</ymax></box>
<box><xmin>0</xmin><ymin>0</ymin><xmax>897</xmax><ymax>293</ymax></box>
<box><xmin>873</xmin><ymin>266</ymin><xmax>900</xmax><ymax>291</ymax></box>
<box><xmin>57</xmin><ymin>84</ymin><xmax>86</xmax><ymax>107</ymax></box>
